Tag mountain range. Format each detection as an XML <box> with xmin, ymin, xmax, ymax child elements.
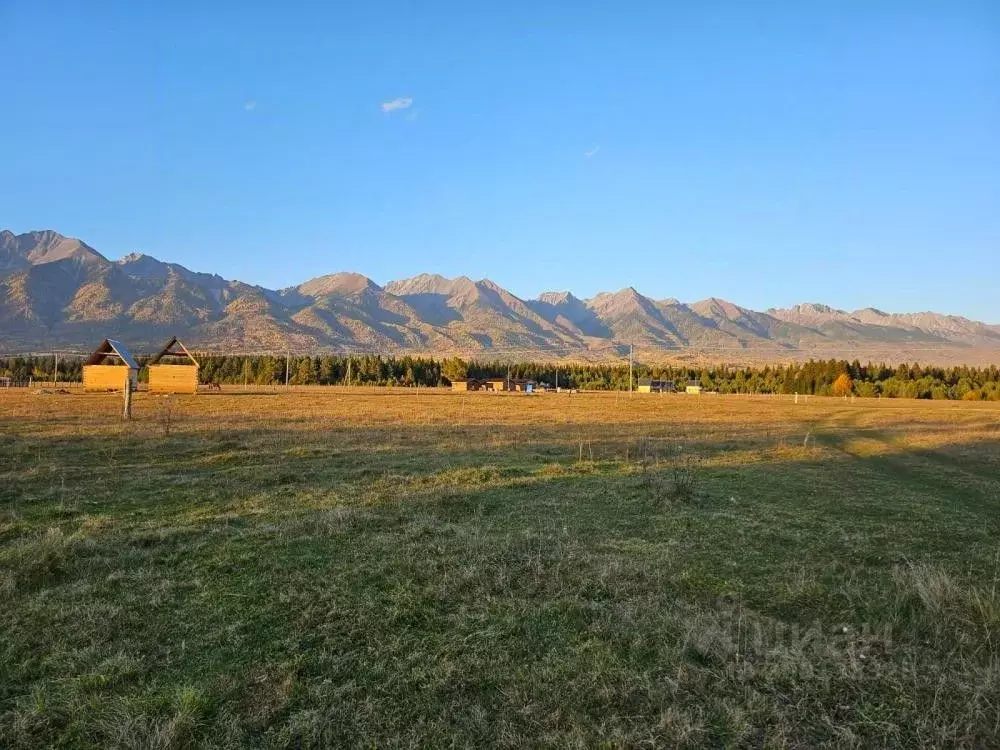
<box><xmin>3</xmin><ymin>229</ymin><xmax>999</xmax><ymax>364</ymax></box>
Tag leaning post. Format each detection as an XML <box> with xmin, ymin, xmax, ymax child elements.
<box><xmin>123</xmin><ymin>376</ymin><xmax>133</xmax><ymax>421</ymax></box>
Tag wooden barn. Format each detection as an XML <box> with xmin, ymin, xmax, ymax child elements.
<box><xmin>450</xmin><ymin>378</ymin><xmax>482</xmax><ymax>392</ymax></box>
<box><xmin>82</xmin><ymin>339</ymin><xmax>139</xmax><ymax>392</ymax></box>
<box><xmin>147</xmin><ymin>337</ymin><xmax>200</xmax><ymax>393</ymax></box>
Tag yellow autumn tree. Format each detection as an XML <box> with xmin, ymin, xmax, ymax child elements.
<box><xmin>832</xmin><ymin>373</ymin><xmax>853</xmax><ymax>397</ymax></box>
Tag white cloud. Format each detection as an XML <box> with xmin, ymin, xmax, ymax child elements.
<box><xmin>381</xmin><ymin>97</ymin><xmax>413</xmax><ymax>113</ymax></box>
<box><xmin>584</xmin><ymin>145</ymin><xmax>601</xmax><ymax>158</ymax></box>
<box><xmin>243</xmin><ymin>100</ymin><xmax>257</xmax><ymax>112</ymax></box>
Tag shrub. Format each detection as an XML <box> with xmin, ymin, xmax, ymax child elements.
<box><xmin>832</xmin><ymin>373</ymin><xmax>853</xmax><ymax>397</ymax></box>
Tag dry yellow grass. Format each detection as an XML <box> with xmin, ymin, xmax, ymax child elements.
<box><xmin>9</xmin><ymin>385</ymin><xmax>999</xmax><ymax>443</ymax></box>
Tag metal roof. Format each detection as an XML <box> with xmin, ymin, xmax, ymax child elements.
<box><xmin>84</xmin><ymin>339</ymin><xmax>140</xmax><ymax>370</ymax></box>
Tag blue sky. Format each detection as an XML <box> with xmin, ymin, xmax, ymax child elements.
<box><xmin>3</xmin><ymin>1</ymin><xmax>998</xmax><ymax>320</ymax></box>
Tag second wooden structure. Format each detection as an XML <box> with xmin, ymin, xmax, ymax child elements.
<box><xmin>147</xmin><ymin>337</ymin><xmax>200</xmax><ymax>393</ymax></box>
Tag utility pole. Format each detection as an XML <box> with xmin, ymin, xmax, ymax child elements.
<box><xmin>53</xmin><ymin>351</ymin><xmax>59</xmax><ymax>387</ymax></box>
<box><xmin>285</xmin><ymin>351</ymin><xmax>290</xmax><ymax>387</ymax></box>
<box><xmin>629</xmin><ymin>343</ymin><xmax>633</xmax><ymax>394</ymax></box>
<box><xmin>243</xmin><ymin>356</ymin><xmax>248</xmax><ymax>389</ymax></box>
<box><xmin>555</xmin><ymin>365</ymin><xmax>558</xmax><ymax>391</ymax></box>
<box><xmin>346</xmin><ymin>354</ymin><xmax>352</xmax><ymax>386</ymax></box>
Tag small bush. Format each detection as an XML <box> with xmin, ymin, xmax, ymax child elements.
<box><xmin>158</xmin><ymin>396</ymin><xmax>174</xmax><ymax>436</ymax></box>
<box><xmin>633</xmin><ymin>440</ymin><xmax>701</xmax><ymax>504</ymax></box>
<box><xmin>668</xmin><ymin>455</ymin><xmax>701</xmax><ymax>503</ymax></box>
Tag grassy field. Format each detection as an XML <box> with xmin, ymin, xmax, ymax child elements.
<box><xmin>2</xmin><ymin>388</ymin><xmax>999</xmax><ymax>748</ymax></box>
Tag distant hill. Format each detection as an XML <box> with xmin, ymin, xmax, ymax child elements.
<box><xmin>2</xmin><ymin>229</ymin><xmax>999</xmax><ymax>364</ymax></box>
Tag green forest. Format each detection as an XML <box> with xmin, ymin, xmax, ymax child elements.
<box><xmin>3</xmin><ymin>353</ymin><xmax>1000</xmax><ymax>400</ymax></box>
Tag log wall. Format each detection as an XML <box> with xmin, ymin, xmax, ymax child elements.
<box><xmin>148</xmin><ymin>365</ymin><xmax>199</xmax><ymax>394</ymax></box>
<box><xmin>83</xmin><ymin>365</ymin><xmax>131</xmax><ymax>392</ymax></box>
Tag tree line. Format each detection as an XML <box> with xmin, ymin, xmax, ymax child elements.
<box><xmin>466</xmin><ymin>358</ymin><xmax>1000</xmax><ymax>400</ymax></box>
<box><xmin>2</xmin><ymin>353</ymin><xmax>999</xmax><ymax>400</ymax></box>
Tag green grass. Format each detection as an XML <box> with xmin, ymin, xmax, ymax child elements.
<box><xmin>2</xmin><ymin>390</ymin><xmax>999</xmax><ymax>747</ymax></box>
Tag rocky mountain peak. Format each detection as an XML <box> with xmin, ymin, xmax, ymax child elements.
<box><xmin>1</xmin><ymin>229</ymin><xmax>997</xmax><ymax>362</ymax></box>
<box><xmin>537</xmin><ymin>291</ymin><xmax>579</xmax><ymax>306</ymax></box>
<box><xmin>297</xmin><ymin>272</ymin><xmax>381</xmax><ymax>298</ymax></box>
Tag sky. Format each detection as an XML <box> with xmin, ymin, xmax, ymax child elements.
<box><xmin>2</xmin><ymin>1</ymin><xmax>998</xmax><ymax>320</ymax></box>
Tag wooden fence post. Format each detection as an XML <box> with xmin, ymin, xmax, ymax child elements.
<box><xmin>123</xmin><ymin>377</ymin><xmax>133</xmax><ymax>421</ymax></box>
